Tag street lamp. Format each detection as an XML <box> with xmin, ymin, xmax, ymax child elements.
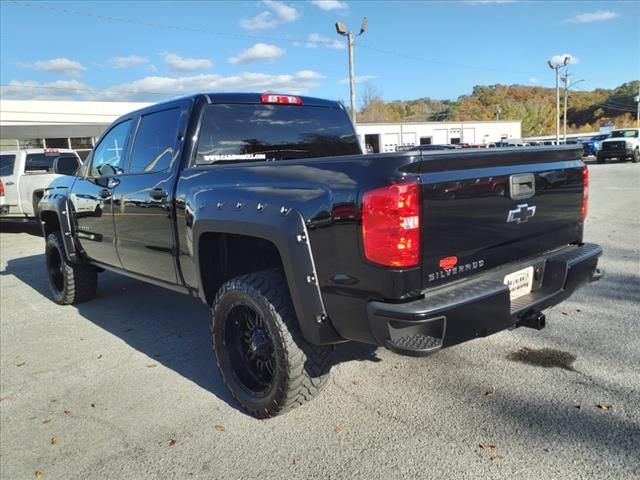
<box><xmin>336</xmin><ymin>17</ymin><xmax>368</xmax><ymax>124</ymax></box>
<box><xmin>548</xmin><ymin>55</ymin><xmax>570</xmax><ymax>144</ymax></box>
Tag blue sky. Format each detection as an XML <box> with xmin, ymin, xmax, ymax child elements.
<box><xmin>1</xmin><ymin>0</ymin><xmax>638</xmax><ymax>105</ymax></box>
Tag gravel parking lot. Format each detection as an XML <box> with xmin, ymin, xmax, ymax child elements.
<box><xmin>1</xmin><ymin>162</ymin><xmax>639</xmax><ymax>480</ymax></box>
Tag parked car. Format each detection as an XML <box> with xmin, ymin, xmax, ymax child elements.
<box><xmin>0</xmin><ymin>149</ymin><xmax>82</xmax><ymax>220</ymax></box>
<box><xmin>38</xmin><ymin>93</ymin><xmax>602</xmax><ymax>418</ymax></box>
<box><xmin>580</xmin><ymin>134</ymin><xmax>610</xmax><ymax>157</ymax></box>
<box><xmin>597</xmin><ymin>128</ymin><xmax>640</xmax><ymax>163</ymax></box>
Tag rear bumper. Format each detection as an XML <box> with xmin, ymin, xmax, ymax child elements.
<box><xmin>367</xmin><ymin>243</ymin><xmax>603</xmax><ymax>356</ymax></box>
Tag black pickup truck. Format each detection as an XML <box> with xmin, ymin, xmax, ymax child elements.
<box><xmin>38</xmin><ymin>93</ymin><xmax>603</xmax><ymax>417</ymax></box>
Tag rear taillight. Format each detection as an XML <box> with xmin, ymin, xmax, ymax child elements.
<box><xmin>581</xmin><ymin>165</ymin><xmax>589</xmax><ymax>222</ymax></box>
<box><xmin>362</xmin><ymin>180</ymin><xmax>421</xmax><ymax>268</ymax></box>
<box><xmin>0</xmin><ymin>179</ymin><xmax>4</xmax><ymax>197</ymax></box>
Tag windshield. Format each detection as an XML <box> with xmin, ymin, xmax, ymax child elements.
<box><xmin>195</xmin><ymin>103</ymin><xmax>361</xmax><ymax>165</ymax></box>
<box><xmin>611</xmin><ymin>130</ymin><xmax>639</xmax><ymax>138</ymax></box>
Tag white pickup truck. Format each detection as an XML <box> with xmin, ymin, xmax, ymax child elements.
<box><xmin>597</xmin><ymin>128</ymin><xmax>640</xmax><ymax>163</ymax></box>
<box><xmin>0</xmin><ymin>149</ymin><xmax>82</xmax><ymax>220</ymax></box>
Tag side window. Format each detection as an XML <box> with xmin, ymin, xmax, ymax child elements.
<box><xmin>55</xmin><ymin>156</ymin><xmax>81</xmax><ymax>176</ymax></box>
<box><xmin>0</xmin><ymin>154</ymin><xmax>16</xmax><ymax>177</ymax></box>
<box><xmin>90</xmin><ymin>120</ymin><xmax>132</xmax><ymax>177</ymax></box>
<box><xmin>129</xmin><ymin>108</ymin><xmax>181</xmax><ymax>174</ymax></box>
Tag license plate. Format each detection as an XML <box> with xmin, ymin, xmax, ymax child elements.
<box><xmin>503</xmin><ymin>266</ymin><xmax>534</xmax><ymax>301</ymax></box>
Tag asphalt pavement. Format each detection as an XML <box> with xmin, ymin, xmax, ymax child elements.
<box><xmin>1</xmin><ymin>161</ymin><xmax>639</xmax><ymax>480</ymax></box>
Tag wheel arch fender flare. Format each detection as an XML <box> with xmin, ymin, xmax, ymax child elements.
<box><xmin>37</xmin><ymin>192</ymin><xmax>79</xmax><ymax>263</ymax></box>
<box><xmin>192</xmin><ymin>208</ymin><xmax>340</xmax><ymax>345</ymax></box>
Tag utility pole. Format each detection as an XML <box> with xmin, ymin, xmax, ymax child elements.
<box><xmin>336</xmin><ymin>18</ymin><xmax>368</xmax><ymax>125</ymax></box>
<box><xmin>635</xmin><ymin>87</ymin><xmax>640</xmax><ymax>129</ymax></box>
<box><xmin>548</xmin><ymin>55</ymin><xmax>570</xmax><ymax>144</ymax></box>
<box><xmin>561</xmin><ymin>71</ymin><xmax>584</xmax><ymax>142</ymax></box>
<box><xmin>495</xmin><ymin>104</ymin><xmax>502</xmax><ymax>121</ymax></box>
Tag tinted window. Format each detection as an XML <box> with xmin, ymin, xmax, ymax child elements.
<box><xmin>91</xmin><ymin>120</ymin><xmax>132</xmax><ymax>176</ymax></box>
<box><xmin>129</xmin><ymin>108</ymin><xmax>181</xmax><ymax>173</ymax></box>
<box><xmin>195</xmin><ymin>104</ymin><xmax>360</xmax><ymax>165</ymax></box>
<box><xmin>0</xmin><ymin>154</ymin><xmax>16</xmax><ymax>177</ymax></box>
<box><xmin>25</xmin><ymin>153</ymin><xmax>78</xmax><ymax>173</ymax></box>
<box><xmin>55</xmin><ymin>156</ymin><xmax>81</xmax><ymax>175</ymax></box>
<box><xmin>611</xmin><ymin>130</ymin><xmax>639</xmax><ymax>138</ymax></box>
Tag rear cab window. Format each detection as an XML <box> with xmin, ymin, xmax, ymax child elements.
<box><xmin>25</xmin><ymin>152</ymin><xmax>80</xmax><ymax>174</ymax></box>
<box><xmin>195</xmin><ymin>103</ymin><xmax>361</xmax><ymax>165</ymax></box>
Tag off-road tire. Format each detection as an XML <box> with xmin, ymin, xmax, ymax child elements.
<box><xmin>632</xmin><ymin>148</ymin><xmax>639</xmax><ymax>163</ymax></box>
<box><xmin>596</xmin><ymin>153</ymin><xmax>605</xmax><ymax>164</ymax></box>
<box><xmin>45</xmin><ymin>231</ymin><xmax>97</xmax><ymax>305</ymax></box>
<box><xmin>211</xmin><ymin>270</ymin><xmax>331</xmax><ymax>418</ymax></box>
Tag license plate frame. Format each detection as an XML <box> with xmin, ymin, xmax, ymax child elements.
<box><xmin>503</xmin><ymin>266</ymin><xmax>534</xmax><ymax>301</ymax></box>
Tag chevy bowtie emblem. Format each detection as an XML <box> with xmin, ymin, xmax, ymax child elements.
<box><xmin>507</xmin><ymin>204</ymin><xmax>536</xmax><ymax>224</ymax></box>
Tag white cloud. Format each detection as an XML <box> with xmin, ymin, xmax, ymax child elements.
<box><xmin>311</xmin><ymin>0</ymin><xmax>349</xmax><ymax>10</ymax></box>
<box><xmin>110</xmin><ymin>55</ymin><xmax>149</xmax><ymax>69</ymax></box>
<box><xmin>162</xmin><ymin>52</ymin><xmax>213</xmax><ymax>72</ymax></box>
<box><xmin>1</xmin><ymin>71</ymin><xmax>325</xmax><ymax>102</ymax></box>
<box><xmin>565</xmin><ymin>10</ymin><xmax>618</xmax><ymax>23</ymax></box>
<box><xmin>302</xmin><ymin>33</ymin><xmax>346</xmax><ymax>49</ymax></box>
<box><xmin>241</xmin><ymin>0</ymin><xmax>299</xmax><ymax>30</ymax></box>
<box><xmin>528</xmin><ymin>77</ymin><xmax>539</xmax><ymax>84</ymax></box>
<box><xmin>338</xmin><ymin>75</ymin><xmax>377</xmax><ymax>84</ymax></box>
<box><xmin>548</xmin><ymin>53</ymin><xmax>579</xmax><ymax>67</ymax></box>
<box><xmin>0</xmin><ymin>79</ymin><xmax>90</xmax><ymax>100</ymax></box>
<box><xmin>27</xmin><ymin>58</ymin><xmax>87</xmax><ymax>77</ymax></box>
<box><xmin>228</xmin><ymin>43</ymin><xmax>285</xmax><ymax>64</ymax></box>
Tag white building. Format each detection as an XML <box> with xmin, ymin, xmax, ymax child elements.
<box><xmin>1</xmin><ymin>100</ymin><xmax>522</xmax><ymax>158</ymax></box>
<box><xmin>356</xmin><ymin>120</ymin><xmax>521</xmax><ymax>153</ymax></box>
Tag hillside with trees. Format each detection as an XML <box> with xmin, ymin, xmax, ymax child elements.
<box><xmin>358</xmin><ymin>81</ymin><xmax>639</xmax><ymax>137</ymax></box>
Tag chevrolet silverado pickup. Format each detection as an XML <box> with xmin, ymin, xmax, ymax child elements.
<box><xmin>37</xmin><ymin>93</ymin><xmax>603</xmax><ymax>417</ymax></box>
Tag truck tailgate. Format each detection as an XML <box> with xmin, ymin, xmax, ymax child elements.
<box><xmin>418</xmin><ymin>146</ymin><xmax>585</xmax><ymax>289</ymax></box>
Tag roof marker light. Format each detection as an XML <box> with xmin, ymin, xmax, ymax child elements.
<box><xmin>261</xmin><ymin>94</ymin><xmax>303</xmax><ymax>105</ymax></box>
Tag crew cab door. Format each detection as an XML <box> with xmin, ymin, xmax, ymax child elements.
<box><xmin>70</xmin><ymin>119</ymin><xmax>133</xmax><ymax>267</ymax></box>
<box><xmin>111</xmin><ymin>104</ymin><xmax>188</xmax><ymax>283</ymax></box>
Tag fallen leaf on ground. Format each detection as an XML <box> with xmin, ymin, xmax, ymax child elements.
<box><xmin>50</xmin><ymin>437</ymin><xmax>58</xmax><ymax>446</ymax></box>
<box><xmin>214</xmin><ymin>424</ymin><xmax>225</xmax><ymax>432</ymax></box>
<box><xmin>574</xmin><ymin>405</ymin><xmax>581</xmax><ymax>410</ymax></box>
<box><xmin>292</xmin><ymin>455</ymin><xmax>300</xmax><ymax>464</ymax></box>
<box><xmin>42</xmin><ymin>419</ymin><xmax>50</xmax><ymax>425</ymax></box>
<box><xmin>479</xmin><ymin>444</ymin><xmax>496</xmax><ymax>451</ymax></box>
<box><xmin>335</xmin><ymin>426</ymin><xmax>344</xmax><ymax>433</ymax></box>
<box><xmin>35</xmin><ymin>471</ymin><xmax>44</xmax><ymax>478</ymax></box>
<box><xmin>169</xmin><ymin>438</ymin><xmax>177</xmax><ymax>446</ymax></box>
<box><xmin>63</xmin><ymin>410</ymin><xmax>71</xmax><ymax>416</ymax></box>
<box><xmin>178</xmin><ymin>393</ymin><xmax>188</xmax><ymax>401</ymax></box>
<box><xmin>50</xmin><ymin>399</ymin><xmax>57</xmax><ymax>403</ymax></box>
<box><xmin>519</xmin><ymin>347</ymin><xmax>533</xmax><ymax>353</ymax></box>
<box><xmin>596</xmin><ymin>403</ymin><xmax>612</xmax><ymax>411</ymax></box>
<box><xmin>0</xmin><ymin>396</ymin><xmax>7</xmax><ymax>402</ymax></box>
<box><xmin>490</xmin><ymin>455</ymin><xmax>505</xmax><ymax>462</ymax></box>
<box><xmin>97</xmin><ymin>354</ymin><xmax>103</xmax><ymax>359</ymax></box>
<box><xmin>576</xmin><ymin>309</ymin><xmax>581</xmax><ymax>313</ymax></box>
<box><xmin>351</xmin><ymin>380</ymin><xmax>360</xmax><ymax>385</ymax></box>
<box><xmin>561</xmin><ymin>311</ymin><xmax>569</xmax><ymax>316</ymax></box>
<box><xmin>484</xmin><ymin>389</ymin><xmax>496</xmax><ymax>397</ymax></box>
<box><xmin>16</xmin><ymin>362</ymin><xmax>26</xmax><ymax>367</ymax></box>
<box><xmin>90</xmin><ymin>402</ymin><xmax>96</xmax><ymax>408</ymax></box>
<box><xmin>146</xmin><ymin>363</ymin><xmax>157</xmax><ymax>368</ymax></box>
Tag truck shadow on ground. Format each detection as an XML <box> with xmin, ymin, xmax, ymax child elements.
<box><xmin>1</xmin><ymin>254</ymin><xmax>380</xmax><ymax>415</ymax></box>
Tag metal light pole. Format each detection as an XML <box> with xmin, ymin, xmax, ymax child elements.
<box><xmin>495</xmin><ymin>104</ymin><xmax>502</xmax><ymax>121</ymax></box>
<box><xmin>336</xmin><ymin>18</ymin><xmax>368</xmax><ymax>124</ymax></box>
<box><xmin>548</xmin><ymin>56</ymin><xmax>570</xmax><ymax>144</ymax></box>
<box><xmin>561</xmin><ymin>72</ymin><xmax>583</xmax><ymax>142</ymax></box>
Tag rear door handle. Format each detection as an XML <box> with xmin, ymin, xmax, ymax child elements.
<box><xmin>98</xmin><ymin>189</ymin><xmax>112</xmax><ymax>199</ymax></box>
<box><xmin>150</xmin><ymin>188</ymin><xmax>168</xmax><ymax>201</ymax></box>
